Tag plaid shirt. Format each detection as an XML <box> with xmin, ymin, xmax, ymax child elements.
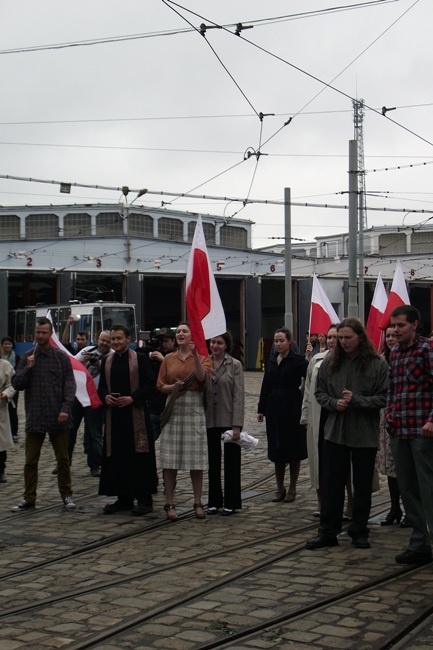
<box><xmin>12</xmin><ymin>346</ymin><xmax>76</xmax><ymax>433</ymax></box>
<box><xmin>385</xmin><ymin>335</ymin><xmax>433</xmax><ymax>439</ymax></box>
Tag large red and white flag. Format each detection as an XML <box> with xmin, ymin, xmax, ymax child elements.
<box><xmin>366</xmin><ymin>273</ymin><xmax>387</xmax><ymax>350</ymax></box>
<box><xmin>309</xmin><ymin>274</ymin><xmax>339</xmax><ymax>335</ymax></box>
<box><xmin>186</xmin><ymin>216</ymin><xmax>226</xmax><ymax>356</ymax></box>
<box><xmin>379</xmin><ymin>261</ymin><xmax>410</xmax><ymax>330</ymax></box>
<box><xmin>47</xmin><ymin>311</ymin><xmax>102</xmax><ymax>409</ymax></box>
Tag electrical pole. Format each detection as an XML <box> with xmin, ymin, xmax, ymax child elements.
<box><xmin>348</xmin><ymin>140</ymin><xmax>359</xmax><ymax>317</ymax></box>
<box><xmin>353</xmin><ymin>98</ymin><xmax>366</xmax><ymax>322</ymax></box>
<box><xmin>284</xmin><ymin>187</ymin><xmax>293</xmax><ymax>333</ymax></box>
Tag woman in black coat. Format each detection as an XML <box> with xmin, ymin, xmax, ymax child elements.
<box><xmin>258</xmin><ymin>327</ymin><xmax>308</xmax><ymax>503</ymax></box>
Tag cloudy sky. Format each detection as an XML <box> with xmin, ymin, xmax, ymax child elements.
<box><xmin>1</xmin><ymin>0</ymin><xmax>431</xmax><ymax>247</ymax></box>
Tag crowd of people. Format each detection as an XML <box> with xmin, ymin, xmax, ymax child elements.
<box><xmin>2</xmin><ymin>305</ymin><xmax>433</xmax><ymax>567</ymax></box>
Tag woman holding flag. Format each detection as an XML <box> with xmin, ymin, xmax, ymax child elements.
<box><xmin>157</xmin><ymin>322</ymin><xmax>212</xmax><ymax>521</ymax></box>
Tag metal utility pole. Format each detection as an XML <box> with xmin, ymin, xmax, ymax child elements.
<box><xmin>348</xmin><ymin>140</ymin><xmax>359</xmax><ymax>317</ymax></box>
<box><xmin>284</xmin><ymin>187</ymin><xmax>293</xmax><ymax>333</ymax></box>
<box><xmin>353</xmin><ymin>99</ymin><xmax>366</xmax><ymax>322</ymax></box>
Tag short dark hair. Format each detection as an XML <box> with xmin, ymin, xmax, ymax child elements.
<box><xmin>1</xmin><ymin>336</ymin><xmax>14</xmax><ymax>347</ymax></box>
<box><xmin>77</xmin><ymin>330</ymin><xmax>88</xmax><ymax>338</ymax></box>
<box><xmin>274</xmin><ymin>326</ymin><xmax>292</xmax><ymax>341</ymax></box>
<box><xmin>391</xmin><ymin>305</ymin><xmax>419</xmax><ymax>323</ymax></box>
<box><xmin>111</xmin><ymin>324</ymin><xmax>130</xmax><ymax>337</ymax></box>
<box><xmin>36</xmin><ymin>317</ymin><xmax>53</xmax><ymax>332</ymax></box>
<box><xmin>177</xmin><ymin>321</ymin><xmax>191</xmax><ymax>331</ymax></box>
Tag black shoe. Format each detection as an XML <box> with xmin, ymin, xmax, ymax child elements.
<box><xmin>207</xmin><ymin>507</ymin><xmax>220</xmax><ymax>515</ymax></box>
<box><xmin>400</xmin><ymin>516</ymin><xmax>412</xmax><ymax>528</ymax></box>
<box><xmin>351</xmin><ymin>536</ymin><xmax>371</xmax><ymax>549</ymax></box>
<box><xmin>395</xmin><ymin>550</ymin><xmax>432</xmax><ymax>565</ymax></box>
<box><xmin>90</xmin><ymin>468</ymin><xmax>101</xmax><ymax>477</ymax></box>
<box><xmin>131</xmin><ymin>504</ymin><xmax>153</xmax><ymax>516</ymax></box>
<box><xmin>221</xmin><ymin>508</ymin><xmax>236</xmax><ymax>516</ymax></box>
<box><xmin>103</xmin><ymin>500</ymin><xmax>134</xmax><ymax>514</ymax></box>
<box><xmin>305</xmin><ymin>536</ymin><xmax>338</xmax><ymax>550</ymax></box>
<box><xmin>380</xmin><ymin>508</ymin><xmax>402</xmax><ymax>526</ymax></box>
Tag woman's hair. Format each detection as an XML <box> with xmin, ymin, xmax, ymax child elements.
<box><xmin>212</xmin><ymin>331</ymin><xmax>233</xmax><ymax>353</ymax></box>
<box><xmin>328</xmin><ymin>317</ymin><xmax>378</xmax><ymax>373</ymax></box>
<box><xmin>1</xmin><ymin>336</ymin><xmax>14</xmax><ymax>347</ymax></box>
<box><xmin>274</xmin><ymin>326</ymin><xmax>292</xmax><ymax>341</ymax></box>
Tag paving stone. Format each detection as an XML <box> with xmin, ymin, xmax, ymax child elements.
<box><xmin>1</xmin><ymin>374</ymin><xmax>432</xmax><ymax>649</ymax></box>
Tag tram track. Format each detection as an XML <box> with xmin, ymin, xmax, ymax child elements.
<box><xmin>0</xmin><ymin>498</ymin><xmax>394</xmax><ymax>623</ymax></box>
<box><xmin>0</xmin><ymin>499</ymin><xmax>424</xmax><ymax>650</ymax></box>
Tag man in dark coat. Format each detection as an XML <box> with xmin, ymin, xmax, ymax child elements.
<box><xmin>98</xmin><ymin>325</ymin><xmax>158</xmax><ymax>515</ymax></box>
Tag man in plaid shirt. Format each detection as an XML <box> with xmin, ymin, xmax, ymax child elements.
<box><xmin>386</xmin><ymin>305</ymin><xmax>433</xmax><ymax>566</ymax></box>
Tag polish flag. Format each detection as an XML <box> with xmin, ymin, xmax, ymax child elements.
<box><xmin>186</xmin><ymin>216</ymin><xmax>226</xmax><ymax>356</ymax></box>
<box><xmin>379</xmin><ymin>261</ymin><xmax>410</xmax><ymax>330</ymax></box>
<box><xmin>309</xmin><ymin>274</ymin><xmax>339</xmax><ymax>335</ymax></box>
<box><xmin>47</xmin><ymin>311</ymin><xmax>102</xmax><ymax>409</ymax></box>
<box><xmin>366</xmin><ymin>273</ymin><xmax>387</xmax><ymax>350</ymax></box>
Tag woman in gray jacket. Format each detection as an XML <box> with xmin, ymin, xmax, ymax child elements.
<box><xmin>206</xmin><ymin>331</ymin><xmax>245</xmax><ymax>516</ymax></box>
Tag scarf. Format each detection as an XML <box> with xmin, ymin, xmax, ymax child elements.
<box><xmin>104</xmin><ymin>349</ymin><xmax>149</xmax><ymax>457</ymax></box>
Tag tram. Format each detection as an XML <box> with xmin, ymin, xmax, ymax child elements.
<box><xmin>8</xmin><ymin>302</ymin><xmax>137</xmax><ymax>356</ymax></box>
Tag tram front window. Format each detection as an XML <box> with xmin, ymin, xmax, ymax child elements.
<box><xmin>102</xmin><ymin>307</ymin><xmax>136</xmax><ymax>341</ymax></box>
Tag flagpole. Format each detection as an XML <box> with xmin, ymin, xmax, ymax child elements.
<box><xmin>284</xmin><ymin>187</ymin><xmax>293</xmax><ymax>333</ymax></box>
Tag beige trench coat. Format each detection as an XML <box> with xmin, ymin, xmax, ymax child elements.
<box><xmin>0</xmin><ymin>359</ymin><xmax>15</xmax><ymax>452</ymax></box>
<box><xmin>300</xmin><ymin>351</ymin><xmax>329</xmax><ymax>490</ymax></box>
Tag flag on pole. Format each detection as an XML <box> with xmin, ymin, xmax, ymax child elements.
<box><xmin>379</xmin><ymin>261</ymin><xmax>410</xmax><ymax>330</ymax></box>
<box><xmin>366</xmin><ymin>272</ymin><xmax>387</xmax><ymax>350</ymax></box>
<box><xmin>309</xmin><ymin>274</ymin><xmax>339</xmax><ymax>335</ymax></box>
<box><xmin>46</xmin><ymin>311</ymin><xmax>102</xmax><ymax>409</ymax></box>
<box><xmin>186</xmin><ymin>216</ymin><xmax>226</xmax><ymax>356</ymax></box>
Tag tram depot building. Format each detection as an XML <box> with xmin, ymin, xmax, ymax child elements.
<box><xmin>1</xmin><ymin>203</ymin><xmax>433</xmax><ymax>369</ymax></box>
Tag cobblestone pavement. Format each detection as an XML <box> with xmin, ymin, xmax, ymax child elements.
<box><xmin>0</xmin><ymin>372</ymin><xmax>432</xmax><ymax>650</ymax></box>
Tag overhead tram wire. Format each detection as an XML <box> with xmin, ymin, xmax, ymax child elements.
<box><xmin>2</xmin><ymin>103</ymin><xmax>433</xmax><ymax>128</ymax></box>
<box><xmin>160</xmin><ymin>0</ymin><xmax>273</xmax><ymax>209</ymax></box>
<box><xmin>1</xmin><ymin>173</ymin><xmax>433</xmax><ymax>216</ymax></box>
<box><xmin>158</xmin><ymin>2</ymin><xmax>431</xmax><ymax>204</ymax></box>
<box><xmin>268</xmin><ymin>0</ymin><xmax>420</xmax><ymax>127</ymax></box>
<box><xmin>160</xmin><ymin>0</ymin><xmax>271</xmax><ymax>209</ymax></box>
<box><xmin>161</xmin><ymin>0</ymin><xmax>260</xmax><ymax>119</ymax></box>
<box><xmin>240</xmin><ymin>0</ymin><xmax>428</xmax><ymax>152</ymax></box>
<box><xmin>0</xmin><ymin>1</ymin><xmax>400</xmax><ymax>56</ymax></box>
<box><xmin>166</xmin><ymin>0</ymin><xmax>431</xmax><ymax>152</ymax></box>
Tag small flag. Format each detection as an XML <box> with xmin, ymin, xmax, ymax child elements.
<box><xmin>366</xmin><ymin>273</ymin><xmax>388</xmax><ymax>350</ymax></box>
<box><xmin>379</xmin><ymin>262</ymin><xmax>410</xmax><ymax>330</ymax></box>
<box><xmin>47</xmin><ymin>311</ymin><xmax>102</xmax><ymax>409</ymax></box>
<box><xmin>309</xmin><ymin>274</ymin><xmax>339</xmax><ymax>335</ymax></box>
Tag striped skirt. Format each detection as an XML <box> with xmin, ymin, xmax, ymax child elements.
<box><xmin>159</xmin><ymin>390</ymin><xmax>208</xmax><ymax>470</ymax></box>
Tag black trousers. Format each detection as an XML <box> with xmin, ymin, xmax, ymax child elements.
<box><xmin>207</xmin><ymin>427</ymin><xmax>242</xmax><ymax>510</ymax></box>
<box><xmin>319</xmin><ymin>439</ymin><xmax>377</xmax><ymax>540</ymax></box>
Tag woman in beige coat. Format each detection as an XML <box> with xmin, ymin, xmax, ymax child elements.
<box><xmin>206</xmin><ymin>332</ymin><xmax>244</xmax><ymax>516</ymax></box>
<box><xmin>0</xmin><ymin>359</ymin><xmax>16</xmax><ymax>482</ymax></box>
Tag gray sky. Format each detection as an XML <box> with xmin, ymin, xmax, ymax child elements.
<box><xmin>0</xmin><ymin>0</ymin><xmax>431</xmax><ymax>247</ymax></box>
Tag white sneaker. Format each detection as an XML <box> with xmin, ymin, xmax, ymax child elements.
<box><xmin>63</xmin><ymin>496</ymin><xmax>76</xmax><ymax>510</ymax></box>
<box><xmin>11</xmin><ymin>499</ymin><xmax>35</xmax><ymax>512</ymax></box>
